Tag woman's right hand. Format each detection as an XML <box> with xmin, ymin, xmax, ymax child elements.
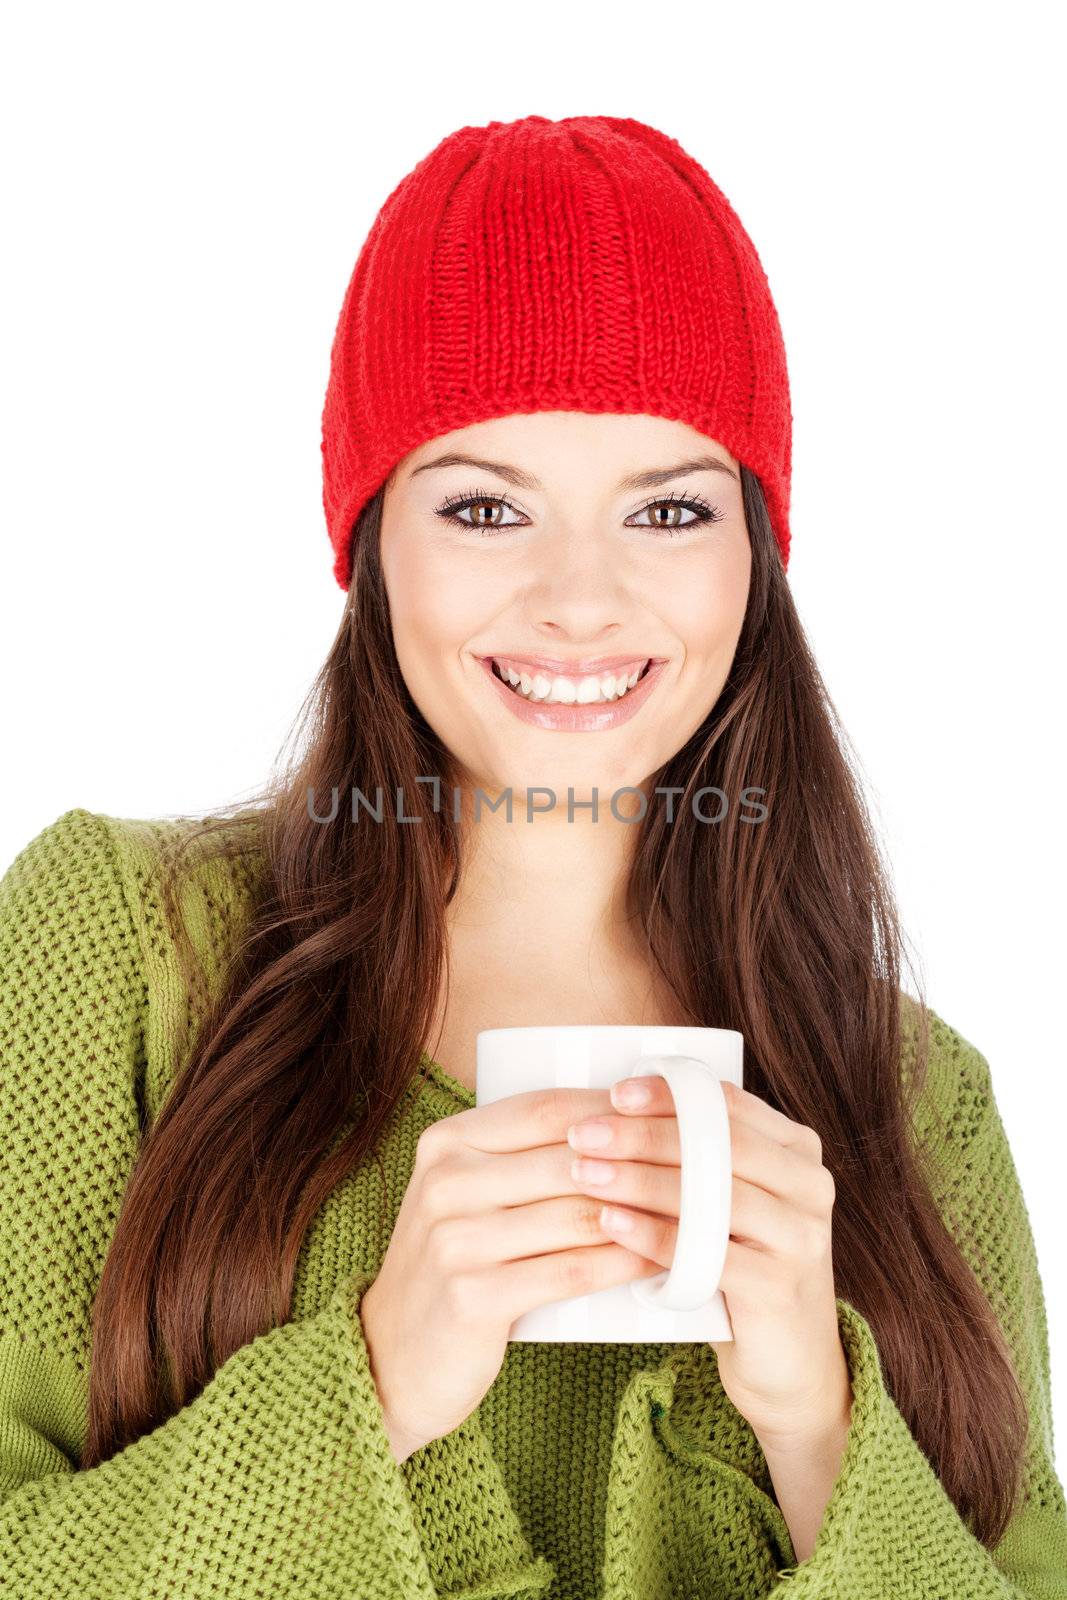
<box><xmin>359</xmin><ymin>1084</ymin><xmax>663</xmax><ymax>1461</ymax></box>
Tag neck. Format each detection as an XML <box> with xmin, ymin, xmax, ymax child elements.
<box><xmin>446</xmin><ymin>780</ymin><xmax>647</xmax><ymax>964</ymax></box>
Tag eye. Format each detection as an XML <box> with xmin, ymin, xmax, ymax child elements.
<box><xmin>433</xmin><ymin>487</ymin><xmax>527</xmax><ymax>533</ymax></box>
<box><xmin>625</xmin><ymin>491</ymin><xmax>726</xmax><ymax>534</ymax></box>
<box><xmin>431</xmin><ymin>485</ymin><xmax>727</xmax><ymax>537</ymax></box>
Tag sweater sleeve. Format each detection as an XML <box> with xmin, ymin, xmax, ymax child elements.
<box><xmin>0</xmin><ymin>808</ymin><xmax>556</xmax><ymax>1600</ymax></box>
<box><xmin>770</xmin><ymin>1032</ymin><xmax>1067</xmax><ymax>1597</ymax></box>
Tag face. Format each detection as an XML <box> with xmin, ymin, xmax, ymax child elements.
<box><xmin>379</xmin><ymin>411</ymin><xmax>751</xmax><ymax>802</ymax></box>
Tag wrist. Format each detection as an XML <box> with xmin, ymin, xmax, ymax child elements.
<box><xmin>381</xmin><ymin>1410</ymin><xmax>426</xmax><ymax>1464</ymax></box>
<box><xmin>360</xmin><ymin>1283</ymin><xmax>428</xmax><ymax>1463</ymax></box>
<box><xmin>756</xmin><ymin>1386</ymin><xmax>853</xmax><ymax>1460</ymax></box>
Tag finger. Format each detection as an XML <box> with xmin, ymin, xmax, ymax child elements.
<box><xmin>728</xmin><ymin>1173</ymin><xmax>833</xmax><ymax>1259</ymax></box>
<box><xmin>416</xmin><ymin>1131</ymin><xmax>629</xmax><ymax>1220</ymax></box>
<box><xmin>566</xmin><ymin>1111</ymin><xmax>680</xmax><ymax>1166</ymax></box>
<box><xmin>569</xmin><ymin>1159</ymin><xmax>830</xmax><ymax>1257</ymax></box>
<box><xmin>429</xmin><ymin>1084</ymin><xmax>616</xmax><ymax>1154</ymax></box>
<box><xmin>610</xmin><ymin>1072</ymin><xmax>758</xmax><ymax>1142</ymax></box>
<box><xmin>608</xmin><ymin>1074</ymin><xmax>680</xmax><ymax>1114</ymax></box>
<box><xmin>597</xmin><ymin>1203</ymin><xmax>677</xmax><ymax>1270</ymax></box>
<box><xmin>569</xmin><ymin>1152</ymin><xmax>681</xmax><ymax>1220</ymax></box>
<box><xmin>497</xmin><ymin>1238</ymin><xmax>664</xmax><ymax>1323</ymax></box>
<box><xmin>614</xmin><ymin>1074</ymin><xmax>822</xmax><ymax>1166</ymax></box>
<box><xmin>570</xmin><ymin>1092</ymin><xmax>827</xmax><ymax>1212</ymax></box>
<box><xmin>720</xmin><ymin>1078</ymin><xmax>823</xmax><ymax>1161</ymax></box>
<box><xmin>730</xmin><ymin>1118</ymin><xmax>834</xmax><ymax>1210</ymax></box>
<box><xmin>425</xmin><ymin>1192</ymin><xmax>628</xmax><ymax>1270</ymax></box>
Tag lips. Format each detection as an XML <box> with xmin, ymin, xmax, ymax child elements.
<box><xmin>480</xmin><ymin>653</ymin><xmax>660</xmax><ymax>677</ymax></box>
<box><xmin>489</xmin><ymin>658</ymin><xmax>652</xmax><ymax>695</ymax></box>
<box><xmin>475</xmin><ymin>653</ymin><xmax>668</xmax><ymax>731</ymax></box>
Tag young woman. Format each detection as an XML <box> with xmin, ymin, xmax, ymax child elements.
<box><xmin>1</xmin><ymin>114</ymin><xmax>1064</xmax><ymax>1599</ymax></box>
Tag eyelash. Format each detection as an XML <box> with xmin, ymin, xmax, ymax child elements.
<box><xmin>432</xmin><ymin>485</ymin><xmax>726</xmax><ymax>537</ymax></box>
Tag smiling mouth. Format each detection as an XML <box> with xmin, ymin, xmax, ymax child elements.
<box><xmin>489</xmin><ymin>658</ymin><xmax>654</xmax><ymax>706</ymax></box>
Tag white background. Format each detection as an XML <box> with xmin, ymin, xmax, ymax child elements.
<box><xmin>2</xmin><ymin>5</ymin><xmax>1065</xmax><ymax>1444</ymax></box>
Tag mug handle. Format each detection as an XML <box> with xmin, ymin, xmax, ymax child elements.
<box><xmin>625</xmin><ymin>1055</ymin><xmax>733</xmax><ymax>1313</ymax></box>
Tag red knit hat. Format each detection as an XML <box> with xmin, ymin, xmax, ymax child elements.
<box><xmin>321</xmin><ymin>115</ymin><xmax>792</xmax><ymax>590</ymax></box>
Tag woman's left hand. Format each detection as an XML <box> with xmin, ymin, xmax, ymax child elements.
<box><xmin>566</xmin><ymin>1074</ymin><xmax>853</xmax><ymax>1449</ymax></box>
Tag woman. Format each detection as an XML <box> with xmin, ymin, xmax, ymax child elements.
<box><xmin>1</xmin><ymin>114</ymin><xmax>1064</xmax><ymax>1598</ymax></box>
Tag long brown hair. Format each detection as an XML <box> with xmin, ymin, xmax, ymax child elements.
<box><xmin>84</xmin><ymin>464</ymin><xmax>1028</xmax><ymax>1548</ymax></box>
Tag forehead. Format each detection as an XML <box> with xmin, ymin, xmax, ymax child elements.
<box><xmin>399</xmin><ymin>412</ymin><xmax>740</xmax><ymax>486</ymax></box>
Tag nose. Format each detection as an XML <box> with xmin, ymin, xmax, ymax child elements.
<box><xmin>520</xmin><ymin>529</ymin><xmax>634</xmax><ymax>642</ymax></box>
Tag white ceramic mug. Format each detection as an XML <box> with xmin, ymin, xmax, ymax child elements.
<box><xmin>476</xmin><ymin>1024</ymin><xmax>742</xmax><ymax>1342</ymax></box>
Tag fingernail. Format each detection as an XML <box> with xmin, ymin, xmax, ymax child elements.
<box><xmin>600</xmin><ymin>1205</ymin><xmax>634</xmax><ymax>1233</ymax></box>
<box><xmin>568</xmin><ymin>1119</ymin><xmax>612</xmax><ymax>1150</ymax></box>
<box><xmin>572</xmin><ymin>1157</ymin><xmax>615</xmax><ymax>1185</ymax></box>
<box><xmin>611</xmin><ymin>1079</ymin><xmax>650</xmax><ymax>1109</ymax></box>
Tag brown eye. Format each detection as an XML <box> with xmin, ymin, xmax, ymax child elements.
<box><xmin>434</xmin><ymin>490</ymin><xmax>526</xmax><ymax>534</ymax></box>
<box><xmin>467</xmin><ymin>501</ymin><xmax>504</xmax><ymax>527</ymax></box>
<box><xmin>650</xmin><ymin>504</ymin><xmax>687</xmax><ymax>528</ymax></box>
<box><xmin>626</xmin><ymin>492</ymin><xmax>725</xmax><ymax>534</ymax></box>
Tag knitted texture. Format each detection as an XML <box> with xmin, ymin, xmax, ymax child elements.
<box><xmin>320</xmin><ymin>114</ymin><xmax>793</xmax><ymax>591</ymax></box>
<box><xmin>2</xmin><ymin>807</ymin><xmax>1066</xmax><ymax>1598</ymax></box>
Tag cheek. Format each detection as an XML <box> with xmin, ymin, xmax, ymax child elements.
<box><xmin>385</xmin><ymin>543</ymin><xmax>494</xmax><ymax>679</ymax></box>
<box><xmin>663</xmin><ymin>550</ymin><xmax>750</xmax><ymax>669</ymax></box>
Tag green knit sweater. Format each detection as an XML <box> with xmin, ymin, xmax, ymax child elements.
<box><xmin>1</xmin><ymin>807</ymin><xmax>1065</xmax><ymax>1599</ymax></box>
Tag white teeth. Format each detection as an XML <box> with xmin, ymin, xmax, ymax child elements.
<box><xmin>492</xmin><ymin>660</ymin><xmax>650</xmax><ymax>705</ymax></box>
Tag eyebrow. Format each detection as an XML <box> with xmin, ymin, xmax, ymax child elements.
<box><xmin>407</xmin><ymin>450</ymin><xmax>739</xmax><ymax>491</ymax></box>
